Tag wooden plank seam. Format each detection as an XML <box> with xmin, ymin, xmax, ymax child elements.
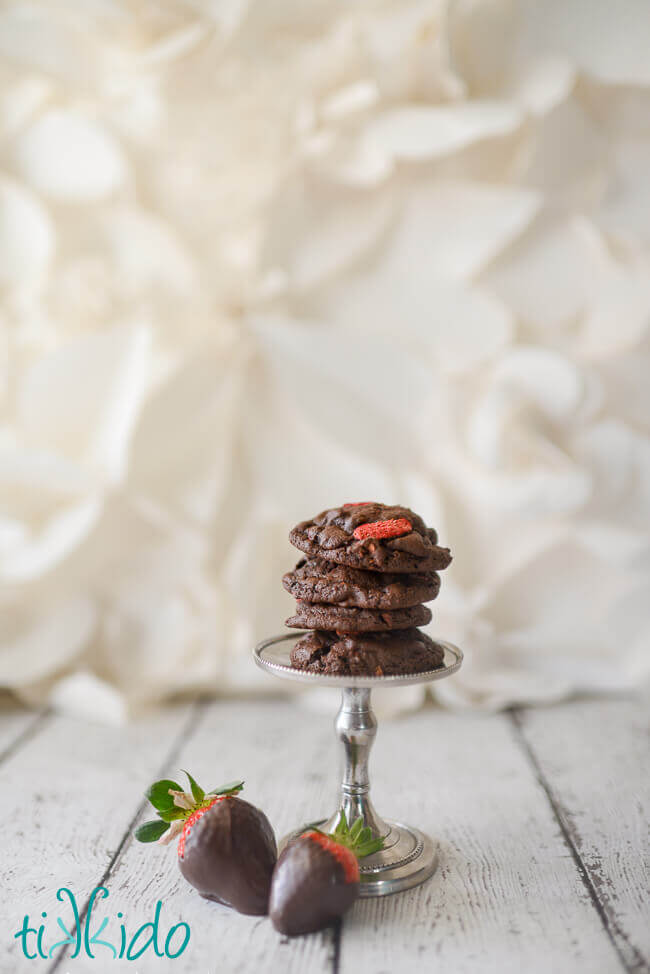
<box><xmin>509</xmin><ymin>709</ymin><xmax>648</xmax><ymax>974</ymax></box>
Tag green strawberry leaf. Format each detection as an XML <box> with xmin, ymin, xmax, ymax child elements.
<box><xmin>157</xmin><ymin>807</ymin><xmax>186</xmax><ymax>823</ymax></box>
<box><xmin>135</xmin><ymin>820</ymin><xmax>170</xmax><ymax>843</ymax></box>
<box><xmin>355</xmin><ymin>837</ymin><xmax>384</xmax><ymax>858</ymax></box>
<box><xmin>350</xmin><ymin>818</ymin><xmax>364</xmax><ymax>841</ymax></box>
<box><xmin>182</xmin><ymin>770</ymin><xmax>204</xmax><ymax>803</ymax></box>
<box><xmin>324</xmin><ymin>810</ymin><xmax>385</xmax><ymax>859</ymax></box>
<box><xmin>145</xmin><ymin>779</ymin><xmax>181</xmax><ymax>812</ymax></box>
<box><xmin>208</xmin><ymin>780</ymin><xmax>244</xmax><ymax>797</ymax></box>
<box><xmin>334</xmin><ymin>810</ymin><xmax>348</xmax><ymax>835</ymax></box>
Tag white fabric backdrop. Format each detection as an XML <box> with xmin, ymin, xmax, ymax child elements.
<box><xmin>1</xmin><ymin>0</ymin><xmax>649</xmax><ymax>721</ymax></box>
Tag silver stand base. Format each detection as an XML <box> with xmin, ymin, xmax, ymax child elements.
<box><xmin>355</xmin><ymin>821</ymin><xmax>438</xmax><ymax>897</ymax></box>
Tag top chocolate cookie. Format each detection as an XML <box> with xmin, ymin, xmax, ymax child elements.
<box><xmin>289</xmin><ymin>502</ymin><xmax>452</xmax><ymax>574</ymax></box>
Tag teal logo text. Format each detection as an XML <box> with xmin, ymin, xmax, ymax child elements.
<box><xmin>14</xmin><ymin>887</ymin><xmax>190</xmax><ymax>961</ymax></box>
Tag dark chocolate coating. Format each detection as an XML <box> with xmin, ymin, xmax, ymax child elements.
<box><xmin>283</xmin><ymin>557</ymin><xmax>441</xmax><ymax>609</ymax></box>
<box><xmin>290</xmin><ymin>628</ymin><xmax>445</xmax><ymax>676</ymax></box>
<box><xmin>289</xmin><ymin>503</ymin><xmax>452</xmax><ymax>574</ymax></box>
<box><xmin>269</xmin><ymin>837</ymin><xmax>359</xmax><ymax>936</ymax></box>
<box><xmin>178</xmin><ymin>797</ymin><xmax>277</xmax><ymax>915</ymax></box>
<box><xmin>286</xmin><ymin>600</ymin><xmax>432</xmax><ymax>632</ymax></box>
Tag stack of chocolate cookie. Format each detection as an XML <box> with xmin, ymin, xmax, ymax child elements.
<box><xmin>283</xmin><ymin>503</ymin><xmax>452</xmax><ymax>677</ymax></box>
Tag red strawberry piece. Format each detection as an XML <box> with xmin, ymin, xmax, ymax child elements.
<box><xmin>304</xmin><ymin>831</ymin><xmax>360</xmax><ymax>882</ymax></box>
<box><xmin>269</xmin><ymin>815</ymin><xmax>383</xmax><ymax>936</ymax></box>
<box><xmin>179</xmin><ymin>796</ymin><xmax>277</xmax><ymax>915</ymax></box>
<box><xmin>269</xmin><ymin>834</ymin><xmax>357</xmax><ymax>936</ymax></box>
<box><xmin>353</xmin><ymin>517</ymin><xmax>412</xmax><ymax>541</ymax></box>
<box><xmin>177</xmin><ymin>797</ymin><xmax>224</xmax><ymax>859</ymax></box>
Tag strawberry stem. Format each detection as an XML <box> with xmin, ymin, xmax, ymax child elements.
<box><xmin>136</xmin><ymin>771</ymin><xmax>244</xmax><ymax>845</ymax></box>
<box><xmin>303</xmin><ymin>812</ymin><xmax>384</xmax><ymax>859</ymax></box>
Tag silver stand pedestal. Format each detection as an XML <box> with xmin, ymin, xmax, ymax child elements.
<box><xmin>254</xmin><ymin>633</ymin><xmax>463</xmax><ymax>897</ymax></box>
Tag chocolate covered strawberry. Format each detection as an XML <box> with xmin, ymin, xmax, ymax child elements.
<box><xmin>269</xmin><ymin>813</ymin><xmax>384</xmax><ymax>936</ymax></box>
<box><xmin>135</xmin><ymin>770</ymin><xmax>277</xmax><ymax>915</ymax></box>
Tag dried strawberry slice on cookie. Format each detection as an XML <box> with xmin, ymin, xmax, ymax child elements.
<box><xmin>353</xmin><ymin>517</ymin><xmax>412</xmax><ymax>541</ymax></box>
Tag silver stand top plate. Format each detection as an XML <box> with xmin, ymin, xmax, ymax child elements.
<box><xmin>254</xmin><ymin>631</ymin><xmax>463</xmax><ymax>688</ymax></box>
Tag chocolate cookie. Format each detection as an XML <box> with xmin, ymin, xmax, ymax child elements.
<box><xmin>283</xmin><ymin>557</ymin><xmax>440</xmax><ymax>609</ymax></box>
<box><xmin>290</xmin><ymin>629</ymin><xmax>445</xmax><ymax>677</ymax></box>
<box><xmin>289</xmin><ymin>503</ymin><xmax>451</xmax><ymax>574</ymax></box>
<box><xmin>286</xmin><ymin>601</ymin><xmax>432</xmax><ymax>633</ymax></box>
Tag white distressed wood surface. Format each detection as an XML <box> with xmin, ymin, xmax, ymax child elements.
<box><xmin>0</xmin><ymin>695</ymin><xmax>46</xmax><ymax>758</ymax></box>
<box><xmin>94</xmin><ymin>698</ymin><xmax>337</xmax><ymax>974</ymax></box>
<box><xmin>339</xmin><ymin>707</ymin><xmax>625</xmax><ymax>974</ymax></box>
<box><xmin>0</xmin><ymin>693</ymin><xmax>647</xmax><ymax>974</ymax></box>
<box><xmin>0</xmin><ymin>702</ymin><xmax>194</xmax><ymax>972</ymax></box>
<box><xmin>516</xmin><ymin>695</ymin><xmax>650</xmax><ymax>973</ymax></box>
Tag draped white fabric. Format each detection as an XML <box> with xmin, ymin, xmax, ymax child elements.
<box><xmin>1</xmin><ymin>0</ymin><xmax>649</xmax><ymax>721</ymax></box>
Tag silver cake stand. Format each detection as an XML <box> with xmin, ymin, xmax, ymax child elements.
<box><xmin>254</xmin><ymin>632</ymin><xmax>463</xmax><ymax>897</ymax></box>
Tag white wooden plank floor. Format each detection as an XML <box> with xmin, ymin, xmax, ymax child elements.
<box><xmin>0</xmin><ymin>692</ymin><xmax>647</xmax><ymax>974</ymax></box>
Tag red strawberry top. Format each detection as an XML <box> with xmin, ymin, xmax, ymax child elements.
<box><xmin>304</xmin><ymin>830</ymin><xmax>360</xmax><ymax>883</ymax></box>
<box><xmin>177</xmin><ymin>796</ymin><xmax>227</xmax><ymax>859</ymax></box>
